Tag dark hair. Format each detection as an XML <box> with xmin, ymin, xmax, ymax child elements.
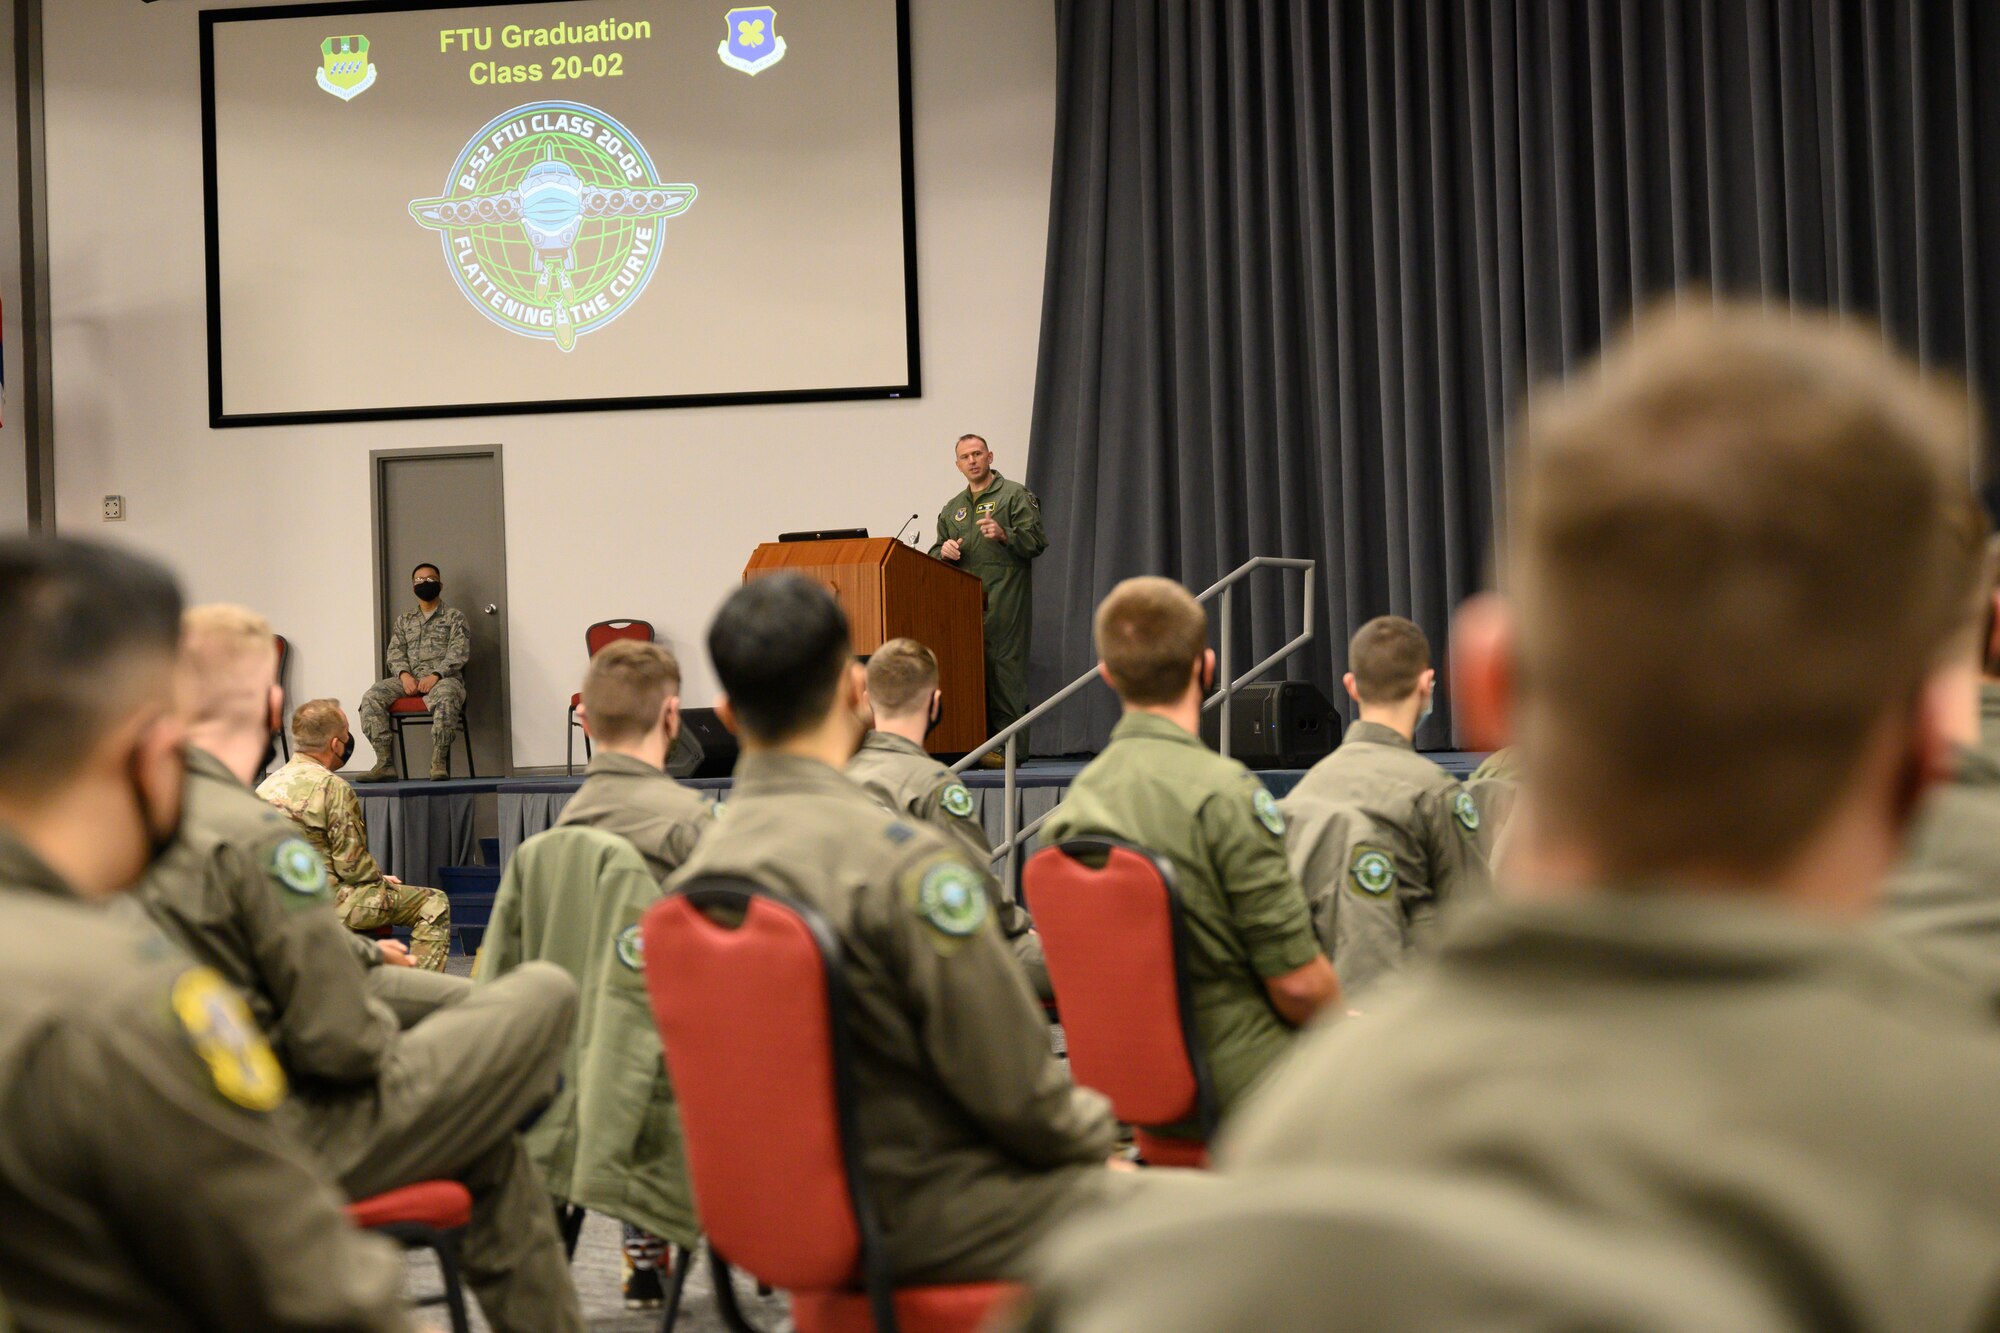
<box><xmin>1348</xmin><ymin>616</ymin><xmax>1431</xmax><ymax>703</ymax></box>
<box><xmin>411</xmin><ymin>563</ymin><xmax>440</xmax><ymax>580</ymax></box>
<box><xmin>0</xmin><ymin>538</ymin><xmax>183</xmax><ymax>793</ymax></box>
<box><xmin>708</xmin><ymin>575</ymin><xmax>853</xmax><ymax>742</ymax></box>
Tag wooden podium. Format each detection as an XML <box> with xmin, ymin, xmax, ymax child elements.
<box><xmin>744</xmin><ymin>538</ymin><xmax>987</xmax><ymax>754</ymax></box>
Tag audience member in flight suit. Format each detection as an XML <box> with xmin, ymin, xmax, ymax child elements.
<box><xmin>1282</xmin><ymin>615</ymin><xmax>1491</xmax><ymax>1002</ymax></box>
<box><xmin>850</xmin><ymin>636</ymin><xmax>1049</xmax><ymax>998</ymax></box>
<box><xmin>672</xmin><ymin>574</ymin><xmax>1135</xmax><ymax>1283</ymax></box>
<box><xmin>0</xmin><ymin>538</ymin><xmax>412</xmax><ymax>1332</ymax></box>
<box><xmin>135</xmin><ymin>603</ymin><xmax>585</xmax><ymax>1333</ymax></box>
<box><xmin>1019</xmin><ymin>303</ymin><xmax>2000</xmax><ymax>1332</ymax></box>
<box><xmin>1041</xmin><ymin>577</ymin><xmax>1338</xmax><ymax>1138</ymax></box>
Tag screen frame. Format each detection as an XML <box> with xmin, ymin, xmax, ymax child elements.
<box><xmin>200</xmin><ymin>0</ymin><xmax>922</xmax><ymax>428</ymax></box>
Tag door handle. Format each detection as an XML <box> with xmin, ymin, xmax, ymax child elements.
<box><xmin>484</xmin><ymin>604</ymin><xmax>498</xmax><ymax>615</ymax></box>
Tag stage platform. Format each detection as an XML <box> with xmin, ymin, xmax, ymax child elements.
<box><xmin>355</xmin><ymin>751</ymin><xmax>1487</xmax><ymax>887</ymax></box>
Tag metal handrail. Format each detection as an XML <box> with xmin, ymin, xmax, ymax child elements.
<box><xmin>952</xmin><ymin>557</ymin><xmax>1317</xmax><ymax>886</ymax></box>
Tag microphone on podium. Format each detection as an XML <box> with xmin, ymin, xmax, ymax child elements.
<box><xmin>892</xmin><ymin>513</ymin><xmax>921</xmax><ymax>545</ymax></box>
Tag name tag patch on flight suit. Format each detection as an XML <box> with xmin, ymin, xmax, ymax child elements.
<box><xmin>1253</xmin><ymin>789</ymin><xmax>1286</xmax><ymax>836</ymax></box>
<box><xmin>917</xmin><ymin>863</ymin><xmax>989</xmax><ymax>940</ymax></box>
<box><xmin>1453</xmin><ymin>790</ymin><xmax>1482</xmax><ymax>833</ymax></box>
<box><xmin>172</xmin><ymin>968</ymin><xmax>288</xmax><ymax>1112</ymax></box>
<box><xmin>942</xmin><ymin>783</ymin><xmax>976</xmax><ymax>818</ymax></box>
<box><xmin>269</xmin><ymin>838</ymin><xmax>329</xmax><ymax>900</ymax></box>
<box><xmin>615</xmin><ymin>924</ymin><xmax>645</xmax><ymax>971</ymax></box>
<box><xmin>1349</xmin><ymin>848</ymin><xmax>1397</xmax><ymax>898</ymax></box>
<box><xmin>975</xmin><ymin>503</ymin><xmax>996</xmax><ymax>517</ymax></box>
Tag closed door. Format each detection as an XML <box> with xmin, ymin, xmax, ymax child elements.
<box><xmin>372</xmin><ymin>447</ymin><xmax>512</xmax><ymax>776</ymax></box>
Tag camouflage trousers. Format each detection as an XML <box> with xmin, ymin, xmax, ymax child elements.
<box><xmin>338</xmin><ymin>878</ymin><xmax>452</xmax><ymax>971</ymax></box>
<box><xmin>359</xmin><ymin>676</ymin><xmax>466</xmax><ymax>767</ymax></box>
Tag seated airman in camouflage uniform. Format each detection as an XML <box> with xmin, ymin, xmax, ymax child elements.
<box><xmin>355</xmin><ymin>562</ymin><xmax>470</xmax><ymax>782</ymax></box>
<box><xmin>851</xmin><ymin>636</ymin><xmax>1050</xmax><ymax>999</ymax></box>
<box><xmin>260</xmin><ymin>697</ymin><xmax>452</xmax><ymax>969</ymax></box>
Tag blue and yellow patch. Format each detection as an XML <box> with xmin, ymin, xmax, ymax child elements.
<box><xmin>953</xmin><ymin>507</ymin><xmax>968</xmax><ymax>523</ymax></box>
<box><xmin>172</xmin><ymin>967</ymin><xmax>287</xmax><ymax>1112</ymax></box>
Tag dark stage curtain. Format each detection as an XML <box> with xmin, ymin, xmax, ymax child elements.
<box><xmin>1025</xmin><ymin>0</ymin><xmax>2000</xmax><ymax>754</ymax></box>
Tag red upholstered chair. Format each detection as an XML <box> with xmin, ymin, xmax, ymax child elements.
<box><xmin>567</xmin><ymin>619</ymin><xmax>656</xmax><ymax>775</ymax></box>
<box><xmin>347</xmin><ymin>1180</ymin><xmax>473</xmax><ymax>1333</ymax></box>
<box><xmin>389</xmin><ymin>694</ymin><xmax>476</xmax><ymax>778</ymax></box>
<box><xmin>642</xmin><ymin>880</ymin><xmax>1022</xmax><ymax>1333</ymax></box>
<box><xmin>1022</xmin><ymin>838</ymin><xmax>1219</xmax><ymax>1167</ymax></box>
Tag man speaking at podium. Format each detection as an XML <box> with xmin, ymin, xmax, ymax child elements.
<box><xmin>931</xmin><ymin>434</ymin><xmax>1047</xmax><ymax>753</ymax></box>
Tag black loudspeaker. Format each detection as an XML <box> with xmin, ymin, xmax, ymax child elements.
<box><xmin>666</xmin><ymin>708</ymin><xmax>740</xmax><ymax>779</ymax></box>
<box><xmin>1198</xmin><ymin>681</ymin><xmax>1340</xmax><ymax>769</ymax></box>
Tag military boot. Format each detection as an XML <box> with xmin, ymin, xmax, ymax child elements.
<box><xmin>429</xmin><ymin>742</ymin><xmax>452</xmax><ymax>781</ymax></box>
<box><xmin>351</xmin><ymin>759</ymin><xmax>398</xmax><ymax>783</ymax></box>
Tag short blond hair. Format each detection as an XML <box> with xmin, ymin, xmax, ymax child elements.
<box><xmin>867</xmin><ymin>638</ymin><xmax>939</xmax><ymax>715</ymax></box>
<box><xmin>1349</xmin><ymin>617</ymin><xmax>1430</xmax><ymax>703</ymax></box>
<box><xmin>291</xmin><ymin>698</ymin><xmax>346</xmax><ymax>751</ymax></box>
<box><xmin>1511</xmin><ymin>300</ymin><xmax>1983</xmax><ymax>876</ymax></box>
<box><xmin>176</xmin><ymin>604</ymin><xmax>276</xmax><ymax>730</ymax></box>
<box><xmin>1096</xmin><ymin>577</ymin><xmax>1207</xmax><ymax>706</ymax></box>
<box><xmin>582</xmin><ymin>639</ymin><xmax>681</xmax><ymax>746</ymax></box>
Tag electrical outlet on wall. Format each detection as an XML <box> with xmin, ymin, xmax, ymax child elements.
<box><xmin>102</xmin><ymin>495</ymin><xmax>125</xmax><ymax>521</ymax></box>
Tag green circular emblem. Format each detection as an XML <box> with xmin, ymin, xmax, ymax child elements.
<box><xmin>1453</xmin><ymin>789</ymin><xmax>1482</xmax><ymax>833</ymax></box>
<box><xmin>1252</xmin><ymin>788</ymin><xmax>1286</xmax><ymax>836</ymax></box>
<box><xmin>269</xmin><ymin>839</ymin><xmax>328</xmax><ymax>896</ymax></box>
<box><xmin>941</xmin><ymin>783</ymin><xmax>976</xmax><ymax>819</ymax></box>
<box><xmin>1350</xmin><ymin>848</ymin><xmax>1396</xmax><ymax>897</ymax></box>
<box><xmin>917</xmin><ymin>863</ymin><xmax>989</xmax><ymax>938</ymax></box>
<box><xmin>615</xmin><ymin>924</ymin><xmax>644</xmax><ymax>971</ymax></box>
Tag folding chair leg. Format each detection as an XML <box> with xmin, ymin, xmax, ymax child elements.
<box><xmin>433</xmin><ymin>1233</ymin><xmax>472</xmax><ymax>1333</ymax></box>
<box><xmin>659</xmin><ymin>1240</ymin><xmax>694</xmax><ymax>1333</ymax></box>
<box><xmin>709</xmin><ymin>1248</ymin><xmax>764</xmax><ymax>1333</ymax></box>
<box><xmin>566</xmin><ymin>710</ymin><xmax>576</xmax><ymax>776</ymax></box>
<box><xmin>463</xmin><ymin>730</ymin><xmax>476</xmax><ymax>779</ymax></box>
<box><xmin>395</xmin><ymin>723</ymin><xmax>408</xmax><ymax>780</ymax></box>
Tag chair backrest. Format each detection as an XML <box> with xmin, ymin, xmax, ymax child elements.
<box><xmin>643</xmin><ymin>880</ymin><xmax>890</xmax><ymax>1321</ymax></box>
<box><xmin>273</xmin><ymin>634</ymin><xmax>290</xmax><ymax>675</ymax></box>
<box><xmin>585</xmin><ymin>619</ymin><xmax>655</xmax><ymax>658</ymax></box>
<box><xmin>1023</xmin><ymin>838</ymin><xmax>1216</xmax><ymax>1136</ymax></box>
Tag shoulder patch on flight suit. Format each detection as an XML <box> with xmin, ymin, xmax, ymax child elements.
<box><xmin>1252</xmin><ymin>788</ymin><xmax>1286</xmax><ymax>836</ymax></box>
<box><xmin>171</xmin><ymin>967</ymin><xmax>288</xmax><ymax>1113</ymax></box>
<box><xmin>941</xmin><ymin>783</ymin><xmax>976</xmax><ymax>819</ymax></box>
<box><xmin>1028</xmin><ymin>492</ymin><xmax>1040</xmax><ymax>509</ymax></box>
<box><xmin>614</xmin><ymin>924</ymin><xmax>644</xmax><ymax>971</ymax></box>
<box><xmin>1452</xmin><ymin>789</ymin><xmax>1481</xmax><ymax>834</ymax></box>
<box><xmin>1349</xmin><ymin>847</ymin><xmax>1397</xmax><ymax>898</ymax></box>
<box><xmin>915</xmin><ymin>862</ymin><xmax>989</xmax><ymax>940</ymax></box>
<box><xmin>268</xmin><ymin>838</ymin><xmax>329</xmax><ymax>900</ymax></box>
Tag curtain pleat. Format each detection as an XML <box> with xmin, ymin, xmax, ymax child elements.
<box><xmin>1027</xmin><ymin>0</ymin><xmax>2000</xmax><ymax>754</ymax></box>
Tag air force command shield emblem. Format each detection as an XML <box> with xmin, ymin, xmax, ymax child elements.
<box><xmin>719</xmin><ymin>7</ymin><xmax>788</xmax><ymax>76</ymax></box>
<box><xmin>317</xmin><ymin>35</ymin><xmax>377</xmax><ymax>102</ymax></box>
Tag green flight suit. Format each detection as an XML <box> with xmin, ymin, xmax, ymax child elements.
<box><xmin>554</xmin><ymin>751</ymin><xmax>715</xmax><ymax>884</ymax></box>
<box><xmin>1882</xmin><ymin>683</ymin><xmax>2000</xmax><ymax>998</ymax></box>
<box><xmin>0</xmin><ymin>828</ymin><xmax>410</xmax><ymax>1332</ymax></box>
<box><xmin>1194</xmin><ymin>894</ymin><xmax>2000</xmax><ymax>1330</ymax></box>
<box><xmin>930</xmin><ymin>471</ymin><xmax>1047</xmax><ymax>737</ymax></box>
<box><xmin>848</xmin><ymin>729</ymin><xmax>1051</xmax><ymax>998</ymax></box>
<box><xmin>1280</xmin><ymin>721</ymin><xmax>1491</xmax><ymax>1001</ymax></box>
<box><xmin>477</xmin><ymin>826</ymin><xmax>695</xmax><ymax>1247</ymax></box>
<box><xmin>670</xmin><ymin>753</ymin><xmax>1127</xmax><ymax>1284</ymax></box>
<box><xmin>134</xmin><ymin>749</ymin><xmax>585</xmax><ymax>1333</ymax></box>
<box><xmin>1039</xmin><ymin>713</ymin><xmax>1323</xmax><ymax>1136</ymax></box>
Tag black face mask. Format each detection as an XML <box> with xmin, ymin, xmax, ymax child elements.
<box><xmin>414</xmin><ymin>580</ymin><xmax>443</xmax><ymax>602</ymax></box>
<box><xmin>925</xmin><ymin>695</ymin><xmax>943</xmax><ymax>738</ymax></box>
<box><xmin>328</xmin><ymin>735</ymin><xmax>350</xmax><ymax>772</ymax></box>
<box><xmin>130</xmin><ymin>743</ymin><xmax>185</xmax><ymax>864</ymax></box>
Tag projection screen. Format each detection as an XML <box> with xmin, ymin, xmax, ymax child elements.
<box><xmin>201</xmin><ymin>0</ymin><xmax>918</xmax><ymax>425</ymax></box>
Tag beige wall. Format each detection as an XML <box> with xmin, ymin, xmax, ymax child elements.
<box><xmin>44</xmin><ymin>0</ymin><xmax>1057</xmax><ymax>769</ymax></box>
<box><xmin>0</xmin><ymin>0</ymin><xmax>25</xmax><ymax>533</ymax></box>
